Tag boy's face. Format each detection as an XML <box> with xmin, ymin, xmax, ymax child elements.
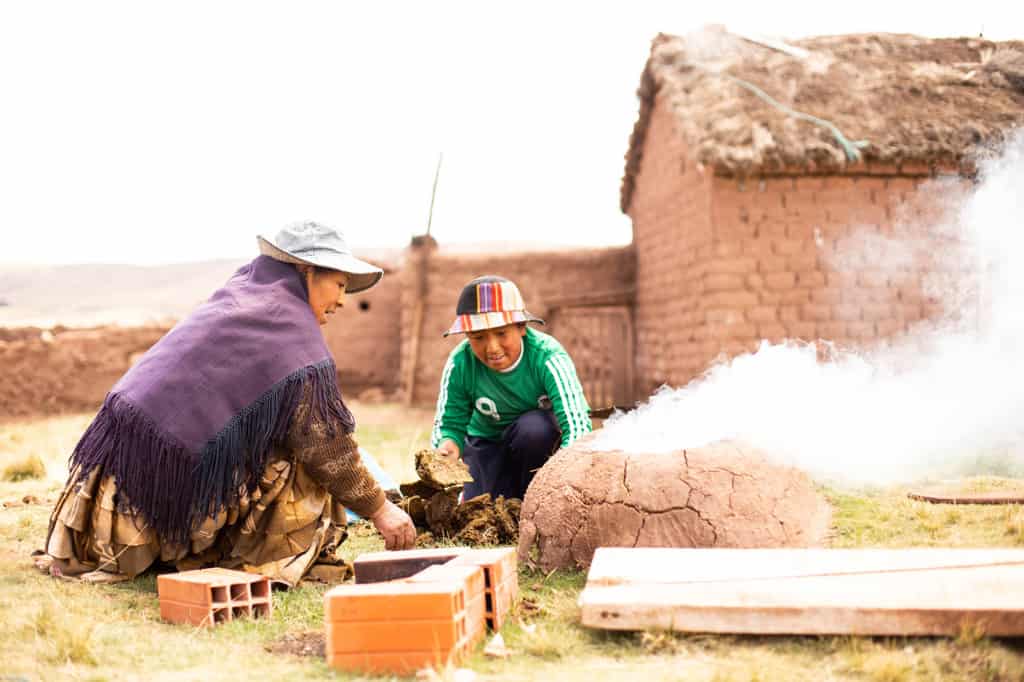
<box><xmin>467</xmin><ymin>324</ymin><xmax>527</xmax><ymax>371</ymax></box>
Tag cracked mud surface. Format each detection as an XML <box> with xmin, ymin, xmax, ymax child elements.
<box><xmin>517</xmin><ymin>436</ymin><xmax>831</xmax><ymax>571</ymax></box>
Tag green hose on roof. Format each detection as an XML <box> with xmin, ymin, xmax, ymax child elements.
<box><xmin>698</xmin><ymin>65</ymin><xmax>870</xmax><ymax>162</ymax></box>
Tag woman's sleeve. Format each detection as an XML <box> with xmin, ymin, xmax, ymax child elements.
<box><xmin>431</xmin><ymin>348</ymin><xmax>471</xmax><ymax>450</ymax></box>
<box><xmin>541</xmin><ymin>351</ymin><xmax>592</xmax><ymax>448</ymax></box>
<box><xmin>286</xmin><ymin>391</ymin><xmax>386</xmax><ymax>519</ymax></box>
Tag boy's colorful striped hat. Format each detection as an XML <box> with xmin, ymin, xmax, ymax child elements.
<box><xmin>443</xmin><ymin>275</ymin><xmax>545</xmax><ymax>337</ymax></box>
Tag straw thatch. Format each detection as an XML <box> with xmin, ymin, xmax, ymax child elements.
<box><xmin>621</xmin><ymin>28</ymin><xmax>1024</xmax><ymax>212</ymax></box>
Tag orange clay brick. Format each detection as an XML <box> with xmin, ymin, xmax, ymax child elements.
<box><xmin>449</xmin><ymin>547</ymin><xmax>517</xmax><ymax>589</ymax></box>
<box><xmin>406</xmin><ymin>564</ymin><xmax>487</xmax><ymax>645</ymax></box>
<box><xmin>465</xmin><ymin>593</ymin><xmax>487</xmax><ymax>645</ymax></box>
<box><xmin>159</xmin><ymin>601</ymin><xmax>228</xmax><ymax>627</ymax></box>
<box><xmin>327</xmin><ymin>617</ymin><xmax>469</xmax><ymax>653</ymax></box>
<box><xmin>324</xmin><ymin>576</ymin><xmax>475</xmax><ymax>674</ymax></box>
<box><xmin>485</xmin><ymin>575</ymin><xmax>519</xmax><ymax>632</ymax></box>
<box><xmin>331</xmin><ymin>545</ymin><xmax>519</xmax><ymax>673</ymax></box>
<box><xmin>407</xmin><ymin>563</ymin><xmax>486</xmax><ymax>600</ymax></box>
<box><xmin>157</xmin><ymin>568</ymin><xmax>271</xmax><ymax>627</ymax></box>
<box><xmin>326</xmin><ymin>650</ymin><xmax>462</xmax><ymax>676</ymax></box>
<box><xmin>325</xmin><ymin>581</ymin><xmax>465</xmax><ymax>622</ymax></box>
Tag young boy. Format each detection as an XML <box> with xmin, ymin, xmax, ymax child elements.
<box><xmin>431</xmin><ymin>275</ymin><xmax>592</xmax><ymax>500</ymax></box>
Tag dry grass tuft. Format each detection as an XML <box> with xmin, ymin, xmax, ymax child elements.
<box><xmin>2</xmin><ymin>453</ymin><xmax>46</xmax><ymax>482</ymax></box>
<box><xmin>861</xmin><ymin>657</ymin><xmax>914</xmax><ymax>682</ymax></box>
<box><xmin>1004</xmin><ymin>506</ymin><xmax>1024</xmax><ymax>542</ymax></box>
<box><xmin>511</xmin><ymin>619</ymin><xmax>588</xmax><ymax>660</ymax></box>
<box><xmin>640</xmin><ymin>630</ymin><xmax>684</xmax><ymax>655</ymax></box>
<box><xmin>955</xmin><ymin>619</ymin><xmax>990</xmax><ymax>647</ymax></box>
<box><xmin>31</xmin><ymin>602</ymin><xmax>98</xmax><ymax>666</ymax></box>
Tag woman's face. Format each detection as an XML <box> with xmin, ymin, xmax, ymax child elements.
<box><xmin>303</xmin><ymin>268</ymin><xmax>350</xmax><ymax>325</ymax></box>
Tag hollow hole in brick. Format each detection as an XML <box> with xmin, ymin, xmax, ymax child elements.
<box><xmin>230</xmin><ymin>583</ymin><xmax>250</xmax><ymax>601</ymax></box>
<box><xmin>252</xmin><ymin>603</ymin><xmax>270</xmax><ymax>619</ymax></box>
<box><xmin>482</xmin><ymin>570</ymin><xmax>492</xmax><ymax>589</ymax></box>
<box><xmin>211</xmin><ymin>586</ymin><xmax>228</xmax><ymax>604</ymax></box>
<box><xmin>213</xmin><ymin>608</ymin><xmax>229</xmax><ymax>623</ymax></box>
<box><xmin>251</xmin><ymin>580</ymin><xmax>270</xmax><ymax>599</ymax></box>
<box><xmin>457</xmin><ymin>592</ymin><xmax>464</xmax><ymax>611</ymax></box>
<box><xmin>232</xmin><ymin>605</ymin><xmax>251</xmax><ymax>619</ymax></box>
<box><xmin>485</xmin><ymin>592</ymin><xmax>493</xmax><ymax>612</ymax></box>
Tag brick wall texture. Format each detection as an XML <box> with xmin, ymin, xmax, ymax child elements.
<box><xmin>324</xmin><ymin>94</ymin><xmax>974</xmax><ymax>407</ymax></box>
<box><xmin>399</xmin><ymin>246</ymin><xmax>635</xmax><ymax>405</ymax></box>
<box><xmin>323</xmin><ymin>266</ymin><xmax>402</xmax><ymax>395</ymax></box>
<box><xmin>628</xmin><ymin>95</ymin><xmax>973</xmax><ymax>396</ymax></box>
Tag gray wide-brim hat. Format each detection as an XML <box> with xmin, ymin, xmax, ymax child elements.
<box><xmin>258</xmin><ymin>221</ymin><xmax>384</xmax><ymax>294</ymax></box>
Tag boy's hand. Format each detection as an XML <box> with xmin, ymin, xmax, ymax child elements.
<box><xmin>370</xmin><ymin>500</ymin><xmax>416</xmax><ymax>551</ymax></box>
<box><xmin>437</xmin><ymin>439</ymin><xmax>461</xmax><ymax>461</ymax></box>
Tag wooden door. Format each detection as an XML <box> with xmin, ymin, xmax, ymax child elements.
<box><xmin>547</xmin><ymin>305</ymin><xmax>633</xmax><ymax>410</ymax></box>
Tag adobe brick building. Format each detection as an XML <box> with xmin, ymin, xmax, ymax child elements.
<box><xmin>323</xmin><ymin>241</ymin><xmax>634</xmax><ymax>408</ymax></box>
<box><xmin>331</xmin><ymin>30</ymin><xmax>1024</xmax><ymax>410</ymax></box>
<box><xmin>622</xmin><ymin>29</ymin><xmax>1024</xmax><ymax>396</ymax></box>
<box><xmin>397</xmin><ymin>240</ymin><xmax>635</xmax><ymax>407</ymax></box>
<box><xmin>322</xmin><ymin>251</ymin><xmax>403</xmax><ymax>395</ymax></box>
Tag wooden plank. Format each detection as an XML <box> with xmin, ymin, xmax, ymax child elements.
<box><xmin>908</xmin><ymin>489</ymin><xmax>1024</xmax><ymax>505</ymax></box>
<box><xmin>580</xmin><ymin>548</ymin><xmax>1024</xmax><ymax>636</ymax></box>
<box><xmin>585</xmin><ymin>547</ymin><xmax>1024</xmax><ymax>585</ymax></box>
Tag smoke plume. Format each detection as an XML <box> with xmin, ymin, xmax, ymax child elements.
<box><xmin>592</xmin><ymin>132</ymin><xmax>1024</xmax><ymax>486</ymax></box>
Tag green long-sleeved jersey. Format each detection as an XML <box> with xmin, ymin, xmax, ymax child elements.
<box><xmin>431</xmin><ymin>328</ymin><xmax>592</xmax><ymax>450</ymax></box>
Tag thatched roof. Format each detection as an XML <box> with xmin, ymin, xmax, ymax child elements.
<box><xmin>621</xmin><ymin>28</ymin><xmax>1024</xmax><ymax>212</ymax></box>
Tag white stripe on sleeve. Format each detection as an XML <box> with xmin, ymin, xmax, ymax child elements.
<box><xmin>431</xmin><ymin>352</ymin><xmax>457</xmax><ymax>447</ymax></box>
<box><xmin>551</xmin><ymin>355</ymin><xmax>587</xmax><ymax>439</ymax></box>
<box><xmin>545</xmin><ymin>356</ymin><xmax>581</xmax><ymax>442</ymax></box>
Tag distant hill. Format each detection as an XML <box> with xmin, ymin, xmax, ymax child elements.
<box><xmin>0</xmin><ymin>240</ymin><xmax>590</xmax><ymax>328</ymax></box>
<box><xmin>0</xmin><ymin>260</ymin><xmax>249</xmax><ymax>328</ymax></box>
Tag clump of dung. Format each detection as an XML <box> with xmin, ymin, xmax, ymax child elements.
<box><xmin>399</xmin><ymin>449</ymin><xmax>520</xmax><ymax>545</ymax></box>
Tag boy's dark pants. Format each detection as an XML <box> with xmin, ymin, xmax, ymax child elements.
<box><xmin>461</xmin><ymin>410</ymin><xmax>560</xmax><ymax>500</ymax></box>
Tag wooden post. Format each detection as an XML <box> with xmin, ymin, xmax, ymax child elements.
<box><xmin>403</xmin><ymin>234</ymin><xmax>437</xmax><ymax>405</ymax></box>
<box><xmin>402</xmin><ymin>154</ymin><xmax>443</xmax><ymax>406</ymax></box>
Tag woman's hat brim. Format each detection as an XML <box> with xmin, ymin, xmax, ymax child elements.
<box><xmin>443</xmin><ymin>310</ymin><xmax>545</xmax><ymax>337</ymax></box>
<box><xmin>257</xmin><ymin>235</ymin><xmax>383</xmax><ymax>294</ymax></box>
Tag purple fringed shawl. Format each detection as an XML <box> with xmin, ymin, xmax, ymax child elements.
<box><xmin>69</xmin><ymin>255</ymin><xmax>354</xmax><ymax>546</ymax></box>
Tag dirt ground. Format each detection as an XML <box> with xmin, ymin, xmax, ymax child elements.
<box><xmin>0</xmin><ymin>324</ymin><xmax>170</xmax><ymax>420</ymax></box>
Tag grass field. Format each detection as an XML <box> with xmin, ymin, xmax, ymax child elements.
<box><xmin>2</xmin><ymin>405</ymin><xmax>1024</xmax><ymax>681</ymax></box>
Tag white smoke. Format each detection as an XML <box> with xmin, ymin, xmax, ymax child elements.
<box><xmin>592</xmin><ymin>131</ymin><xmax>1024</xmax><ymax>485</ymax></box>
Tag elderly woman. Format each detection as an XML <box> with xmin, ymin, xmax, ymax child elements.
<box><xmin>41</xmin><ymin>222</ymin><xmax>415</xmax><ymax>585</ymax></box>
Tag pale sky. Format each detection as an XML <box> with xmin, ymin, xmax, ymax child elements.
<box><xmin>1</xmin><ymin>0</ymin><xmax>1020</xmax><ymax>265</ymax></box>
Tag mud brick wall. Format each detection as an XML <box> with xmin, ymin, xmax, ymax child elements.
<box><xmin>629</xmin><ymin>96</ymin><xmax>715</xmax><ymax>395</ymax></box>
<box><xmin>0</xmin><ymin>326</ymin><xmax>169</xmax><ymax>419</ymax></box>
<box><xmin>323</xmin><ymin>266</ymin><xmax>402</xmax><ymax>395</ymax></box>
<box><xmin>630</xmin><ymin>95</ymin><xmax>975</xmax><ymax>396</ymax></box>
<box><xmin>399</xmin><ymin>246</ymin><xmax>635</xmax><ymax>405</ymax></box>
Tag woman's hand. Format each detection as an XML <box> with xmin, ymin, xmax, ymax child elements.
<box><xmin>437</xmin><ymin>439</ymin><xmax>461</xmax><ymax>462</ymax></box>
<box><xmin>369</xmin><ymin>500</ymin><xmax>416</xmax><ymax>551</ymax></box>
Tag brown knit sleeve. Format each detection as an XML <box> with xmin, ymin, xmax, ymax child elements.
<box><xmin>286</xmin><ymin>387</ymin><xmax>386</xmax><ymax>519</ymax></box>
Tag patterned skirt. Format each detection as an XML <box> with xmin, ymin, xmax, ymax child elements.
<box><xmin>42</xmin><ymin>457</ymin><xmax>350</xmax><ymax>586</ymax></box>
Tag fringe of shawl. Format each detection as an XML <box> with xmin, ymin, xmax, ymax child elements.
<box><xmin>68</xmin><ymin>359</ymin><xmax>353</xmax><ymax>547</ymax></box>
